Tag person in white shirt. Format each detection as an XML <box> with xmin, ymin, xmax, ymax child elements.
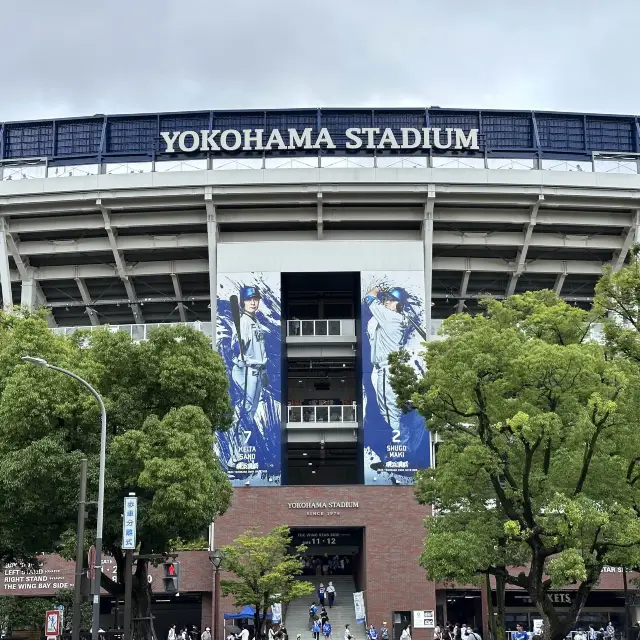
<box><xmin>239</xmin><ymin>627</ymin><xmax>251</xmax><ymax>640</ymax></box>
<box><xmin>400</xmin><ymin>625</ymin><xmax>411</xmax><ymax>640</ymax></box>
<box><xmin>168</xmin><ymin>626</ymin><xmax>177</xmax><ymax>640</ymax></box>
<box><xmin>345</xmin><ymin>625</ymin><xmax>353</xmax><ymax>640</ymax></box>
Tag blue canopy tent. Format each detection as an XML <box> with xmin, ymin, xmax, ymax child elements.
<box><xmin>224</xmin><ymin>605</ymin><xmax>273</xmax><ymax>620</ymax></box>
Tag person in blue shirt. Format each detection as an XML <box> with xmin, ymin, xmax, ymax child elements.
<box><xmin>367</xmin><ymin>625</ymin><xmax>378</xmax><ymax>640</ymax></box>
<box><xmin>513</xmin><ymin>623</ymin><xmax>528</xmax><ymax>640</ymax></box>
<box><xmin>312</xmin><ymin>619</ymin><xmax>321</xmax><ymax>640</ymax></box>
<box><xmin>322</xmin><ymin>622</ymin><xmax>332</xmax><ymax>640</ymax></box>
<box><xmin>309</xmin><ymin>603</ymin><xmax>318</xmax><ymax>630</ymax></box>
<box><xmin>318</xmin><ymin>583</ymin><xmax>326</xmax><ymax>606</ymax></box>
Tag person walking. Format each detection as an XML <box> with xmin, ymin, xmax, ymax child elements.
<box><xmin>606</xmin><ymin>623</ymin><xmax>615</xmax><ymax>640</ymax></box>
<box><xmin>312</xmin><ymin>619</ymin><xmax>322</xmax><ymax>640</ymax></box>
<box><xmin>202</xmin><ymin>628</ymin><xmax>212</xmax><ymax>640</ymax></box>
<box><xmin>380</xmin><ymin>623</ymin><xmax>389</xmax><ymax>640</ymax></box>
<box><xmin>309</xmin><ymin>603</ymin><xmax>318</xmax><ymax>630</ymax></box>
<box><xmin>323</xmin><ymin>621</ymin><xmax>332</xmax><ymax>640</ymax></box>
<box><xmin>400</xmin><ymin>625</ymin><xmax>411</xmax><ymax>640</ymax></box>
<box><xmin>466</xmin><ymin>629</ymin><xmax>481</xmax><ymax>640</ymax></box>
<box><xmin>318</xmin><ymin>584</ymin><xmax>326</xmax><ymax>607</ymax></box>
<box><xmin>367</xmin><ymin>625</ymin><xmax>378</xmax><ymax>640</ymax></box>
<box><xmin>326</xmin><ymin>582</ymin><xmax>336</xmax><ymax>609</ymax></box>
<box><xmin>344</xmin><ymin>625</ymin><xmax>353</xmax><ymax>640</ymax></box>
<box><xmin>169</xmin><ymin>626</ymin><xmax>177</xmax><ymax>640</ymax></box>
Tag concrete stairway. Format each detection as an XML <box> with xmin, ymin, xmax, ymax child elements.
<box><xmin>285</xmin><ymin>575</ymin><xmax>360</xmax><ymax>640</ymax></box>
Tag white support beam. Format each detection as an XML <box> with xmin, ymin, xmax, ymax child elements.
<box><xmin>317</xmin><ymin>192</ymin><xmax>323</xmax><ymax>240</ymax></box>
<box><xmin>171</xmin><ymin>273</ymin><xmax>187</xmax><ymax>322</ymax></box>
<box><xmin>75</xmin><ymin>277</ymin><xmax>100</xmax><ymax>326</ymax></box>
<box><xmin>0</xmin><ymin>218</ymin><xmax>14</xmax><ymax>310</ymax></box>
<box><xmin>612</xmin><ymin>209</ymin><xmax>640</xmax><ymax>271</ymax></box>
<box><xmin>205</xmin><ymin>190</ymin><xmax>217</xmax><ymax>350</ymax></box>
<box><xmin>97</xmin><ymin>199</ymin><xmax>144</xmax><ymax>324</ymax></box>
<box><xmin>5</xmin><ymin>228</ymin><xmax>55</xmax><ymax>324</ymax></box>
<box><xmin>507</xmin><ymin>195</ymin><xmax>543</xmax><ymax>297</ymax></box>
<box><xmin>423</xmin><ymin>186</ymin><xmax>435</xmax><ymax>340</ymax></box>
<box><xmin>456</xmin><ymin>270</ymin><xmax>471</xmax><ymax>314</ymax></box>
<box><xmin>554</xmin><ymin>272</ymin><xmax>567</xmax><ymax>295</ymax></box>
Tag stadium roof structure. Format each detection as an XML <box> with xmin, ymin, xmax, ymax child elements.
<box><xmin>1</xmin><ymin>107</ymin><xmax>640</xmax><ymax>166</ymax></box>
<box><xmin>1</xmin><ymin>107</ymin><xmax>640</xmax><ymax>329</ymax></box>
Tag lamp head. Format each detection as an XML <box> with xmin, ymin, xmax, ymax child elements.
<box><xmin>21</xmin><ymin>356</ymin><xmax>49</xmax><ymax>367</ymax></box>
<box><xmin>209</xmin><ymin>548</ymin><xmax>224</xmax><ymax>569</ymax></box>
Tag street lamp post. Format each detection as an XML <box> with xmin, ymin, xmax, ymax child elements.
<box><xmin>22</xmin><ymin>356</ymin><xmax>107</xmax><ymax>640</ymax></box>
<box><xmin>209</xmin><ymin>548</ymin><xmax>224</xmax><ymax>640</ymax></box>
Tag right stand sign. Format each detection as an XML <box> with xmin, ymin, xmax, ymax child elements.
<box><xmin>361</xmin><ymin>271</ymin><xmax>431</xmax><ymax>485</ymax></box>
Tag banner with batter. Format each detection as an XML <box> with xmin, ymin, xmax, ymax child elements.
<box><xmin>361</xmin><ymin>271</ymin><xmax>430</xmax><ymax>485</ymax></box>
<box><xmin>216</xmin><ymin>272</ymin><xmax>282</xmax><ymax>486</ymax></box>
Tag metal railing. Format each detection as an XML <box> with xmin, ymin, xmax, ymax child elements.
<box><xmin>52</xmin><ymin>321</ymin><xmax>213</xmax><ymax>342</ymax></box>
<box><xmin>287</xmin><ymin>404</ymin><xmax>357</xmax><ymax>423</ymax></box>
<box><xmin>287</xmin><ymin>319</ymin><xmax>356</xmax><ymax>337</ymax></box>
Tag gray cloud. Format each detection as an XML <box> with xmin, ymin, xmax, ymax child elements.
<box><xmin>2</xmin><ymin>0</ymin><xmax>639</xmax><ymax>122</ymax></box>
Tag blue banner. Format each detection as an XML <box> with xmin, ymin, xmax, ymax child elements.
<box><xmin>361</xmin><ymin>271</ymin><xmax>430</xmax><ymax>485</ymax></box>
<box><xmin>216</xmin><ymin>272</ymin><xmax>282</xmax><ymax>486</ymax></box>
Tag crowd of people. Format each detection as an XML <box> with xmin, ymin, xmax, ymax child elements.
<box><xmin>430</xmin><ymin>621</ymin><xmax>620</xmax><ymax>640</ymax></box>
<box><xmin>433</xmin><ymin>623</ymin><xmax>481</xmax><ymax>640</ymax></box>
<box><xmin>301</xmin><ymin>555</ymin><xmax>352</xmax><ymax>576</ymax></box>
<box><xmin>168</xmin><ymin>625</ymin><xmax>211</xmax><ymax>640</ymax></box>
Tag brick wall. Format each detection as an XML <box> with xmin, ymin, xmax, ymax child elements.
<box><xmin>212</xmin><ymin>485</ymin><xmax>434</xmax><ymax>640</ymax></box>
<box><xmin>0</xmin><ymin>550</ymin><xmax>213</xmax><ymax>596</ymax></box>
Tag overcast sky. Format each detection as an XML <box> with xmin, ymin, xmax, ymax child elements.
<box><xmin>2</xmin><ymin>0</ymin><xmax>639</xmax><ymax>122</ymax></box>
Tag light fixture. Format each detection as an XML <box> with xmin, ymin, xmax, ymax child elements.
<box><xmin>209</xmin><ymin>548</ymin><xmax>224</xmax><ymax>569</ymax></box>
<box><xmin>21</xmin><ymin>356</ymin><xmax>48</xmax><ymax>367</ymax></box>
<box><xmin>311</xmin><ymin>470</ymin><xmax>316</xmax><ymax>474</ymax></box>
<box><xmin>308</xmin><ymin>462</ymin><xmax>312</xmax><ymax>466</ymax></box>
<box><xmin>302</xmin><ymin>452</ymin><xmax>308</xmax><ymax>456</ymax></box>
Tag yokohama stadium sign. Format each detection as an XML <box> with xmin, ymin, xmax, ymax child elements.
<box><xmin>161</xmin><ymin>127</ymin><xmax>479</xmax><ymax>153</ymax></box>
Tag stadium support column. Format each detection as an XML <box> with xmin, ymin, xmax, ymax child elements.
<box><xmin>0</xmin><ymin>218</ymin><xmax>14</xmax><ymax>310</ymax></box>
<box><xmin>612</xmin><ymin>209</ymin><xmax>640</xmax><ymax>271</ymax></box>
<box><xmin>21</xmin><ymin>268</ymin><xmax>38</xmax><ymax>310</ymax></box>
<box><xmin>423</xmin><ymin>186</ymin><xmax>435</xmax><ymax>341</ymax></box>
<box><xmin>506</xmin><ymin>195</ymin><xmax>543</xmax><ymax>297</ymax></box>
<box><xmin>205</xmin><ymin>190</ymin><xmax>217</xmax><ymax>350</ymax></box>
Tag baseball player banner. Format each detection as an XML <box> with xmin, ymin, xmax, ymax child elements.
<box><xmin>361</xmin><ymin>271</ymin><xmax>430</xmax><ymax>485</ymax></box>
<box><xmin>216</xmin><ymin>272</ymin><xmax>282</xmax><ymax>486</ymax></box>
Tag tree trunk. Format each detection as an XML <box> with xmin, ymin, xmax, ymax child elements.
<box><xmin>132</xmin><ymin>560</ymin><xmax>154</xmax><ymax>640</ymax></box>
<box><xmin>494</xmin><ymin>573</ymin><xmax>506</xmax><ymax>640</ymax></box>
<box><xmin>485</xmin><ymin>573</ymin><xmax>496</xmax><ymax>640</ymax></box>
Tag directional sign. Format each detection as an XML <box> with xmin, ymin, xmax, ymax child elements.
<box><xmin>45</xmin><ymin>610</ymin><xmax>60</xmax><ymax>636</ymax></box>
<box><xmin>122</xmin><ymin>495</ymin><xmax>138</xmax><ymax>550</ymax></box>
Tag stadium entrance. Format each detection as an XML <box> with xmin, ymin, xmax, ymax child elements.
<box><xmin>290</xmin><ymin>527</ymin><xmax>364</xmax><ymax>585</ymax></box>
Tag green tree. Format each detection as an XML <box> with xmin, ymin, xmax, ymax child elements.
<box><xmin>594</xmin><ymin>246</ymin><xmax>640</xmax><ymax>361</ymax></box>
<box><xmin>0</xmin><ymin>588</ymin><xmax>90</xmax><ymax>633</ymax></box>
<box><xmin>0</xmin><ymin>312</ymin><xmax>233</xmax><ymax>640</ymax></box>
<box><xmin>390</xmin><ymin>292</ymin><xmax>640</xmax><ymax>640</ymax></box>
<box><xmin>220</xmin><ymin>526</ymin><xmax>314</xmax><ymax>639</ymax></box>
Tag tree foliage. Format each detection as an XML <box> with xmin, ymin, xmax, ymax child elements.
<box><xmin>0</xmin><ymin>312</ymin><xmax>233</xmax><ymax>639</ymax></box>
<box><xmin>221</xmin><ymin>526</ymin><xmax>314</xmax><ymax>638</ymax></box>
<box><xmin>390</xmin><ymin>291</ymin><xmax>640</xmax><ymax>640</ymax></box>
<box><xmin>0</xmin><ymin>588</ymin><xmax>91</xmax><ymax>632</ymax></box>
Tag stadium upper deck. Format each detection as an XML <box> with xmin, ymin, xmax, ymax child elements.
<box><xmin>0</xmin><ymin>107</ymin><xmax>640</xmax><ymax>328</ymax></box>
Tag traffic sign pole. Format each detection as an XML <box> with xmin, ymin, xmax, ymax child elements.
<box><xmin>123</xmin><ymin>550</ymin><xmax>133</xmax><ymax>640</ymax></box>
<box><xmin>72</xmin><ymin>458</ymin><xmax>88</xmax><ymax>640</ymax></box>
<box><xmin>122</xmin><ymin>492</ymin><xmax>137</xmax><ymax>640</ymax></box>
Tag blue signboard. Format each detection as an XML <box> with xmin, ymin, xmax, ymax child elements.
<box><xmin>2</xmin><ymin>108</ymin><xmax>639</xmax><ymax>166</ymax></box>
<box><xmin>216</xmin><ymin>272</ymin><xmax>281</xmax><ymax>486</ymax></box>
<box><xmin>361</xmin><ymin>271</ymin><xmax>430</xmax><ymax>485</ymax></box>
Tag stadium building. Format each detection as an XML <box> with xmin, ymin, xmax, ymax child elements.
<box><xmin>1</xmin><ymin>107</ymin><xmax>640</xmax><ymax>637</ymax></box>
